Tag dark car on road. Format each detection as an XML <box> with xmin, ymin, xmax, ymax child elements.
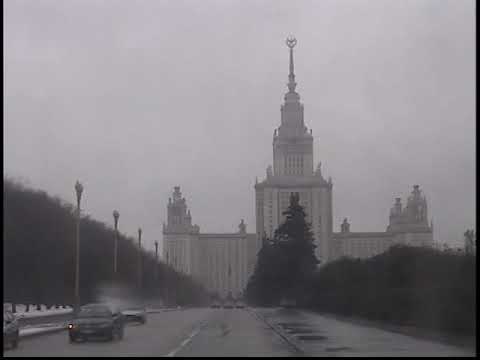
<box><xmin>223</xmin><ymin>300</ymin><xmax>235</xmax><ymax>309</ymax></box>
<box><xmin>280</xmin><ymin>297</ymin><xmax>297</xmax><ymax>308</ymax></box>
<box><xmin>210</xmin><ymin>300</ymin><xmax>221</xmax><ymax>308</ymax></box>
<box><xmin>68</xmin><ymin>303</ymin><xmax>125</xmax><ymax>343</ymax></box>
<box><xmin>3</xmin><ymin>309</ymin><xmax>20</xmax><ymax>349</ymax></box>
<box><xmin>235</xmin><ymin>300</ymin><xmax>246</xmax><ymax>309</ymax></box>
<box><xmin>122</xmin><ymin>307</ymin><xmax>147</xmax><ymax>324</ymax></box>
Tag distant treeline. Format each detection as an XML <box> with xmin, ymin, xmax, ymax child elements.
<box><xmin>307</xmin><ymin>246</ymin><xmax>476</xmax><ymax>335</ymax></box>
<box><xmin>3</xmin><ymin>178</ymin><xmax>209</xmax><ymax>307</ymax></box>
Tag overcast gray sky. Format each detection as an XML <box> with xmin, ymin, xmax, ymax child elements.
<box><xmin>4</xmin><ymin>0</ymin><xmax>475</xmax><ymax>254</ymax></box>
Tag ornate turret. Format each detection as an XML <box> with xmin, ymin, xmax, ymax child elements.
<box><xmin>405</xmin><ymin>185</ymin><xmax>428</xmax><ymax>224</ymax></box>
<box><xmin>389</xmin><ymin>198</ymin><xmax>403</xmax><ymax>224</ymax></box>
<box><xmin>164</xmin><ymin>186</ymin><xmax>199</xmax><ymax>234</ymax></box>
<box><xmin>387</xmin><ymin>185</ymin><xmax>431</xmax><ymax>233</ymax></box>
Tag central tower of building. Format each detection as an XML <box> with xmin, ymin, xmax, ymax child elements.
<box><xmin>255</xmin><ymin>38</ymin><xmax>334</xmax><ymax>264</ymax></box>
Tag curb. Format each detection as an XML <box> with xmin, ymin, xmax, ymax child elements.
<box><xmin>247</xmin><ymin>308</ymin><xmax>305</xmax><ymax>355</ymax></box>
<box><xmin>16</xmin><ymin>311</ymin><xmax>73</xmax><ymax>320</ymax></box>
<box><xmin>19</xmin><ymin>326</ymin><xmax>67</xmax><ymax>339</ymax></box>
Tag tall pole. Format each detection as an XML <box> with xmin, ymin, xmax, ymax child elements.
<box><xmin>138</xmin><ymin>228</ymin><xmax>142</xmax><ymax>291</ymax></box>
<box><xmin>74</xmin><ymin>181</ymin><xmax>83</xmax><ymax>313</ymax></box>
<box><xmin>154</xmin><ymin>241</ymin><xmax>159</xmax><ymax>282</ymax></box>
<box><xmin>113</xmin><ymin>210</ymin><xmax>119</xmax><ymax>278</ymax></box>
<box><xmin>166</xmin><ymin>251</ymin><xmax>169</xmax><ymax>306</ymax></box>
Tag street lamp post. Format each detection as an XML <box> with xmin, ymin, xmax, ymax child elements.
<box><xmin>74</xmin><ymin>180</ymin><xmax>84</xmax><ymax>313</ymax></box>
<box><xmin>113</xmin><ymin>210</ymin><xmax>119</xmax><ymax>278</ymax></box>
<box><xmin>166</xmin><ymin>251</ymin><xmax>169</xmax><ymax>306</ymax></box>
<box><xmin>138</xmin><ymin>228</ymin><xmax>142</xmax><ymax>290</ymax></box>
<box><xmin>154</xmin><ymin>241</ymin><xmax>159</xmax><ymax>282</ymax></box>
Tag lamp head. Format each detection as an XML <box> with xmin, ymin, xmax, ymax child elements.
<box><xmin>75</xmin><ymin>181</ymin><xmax>83</xmax><ymax>205</ymax></box>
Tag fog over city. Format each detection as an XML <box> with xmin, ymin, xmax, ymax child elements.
<box><xmin>4</xmin><ymin>0</ymin><xmax>475</xmax><ymax>254</ymax></box>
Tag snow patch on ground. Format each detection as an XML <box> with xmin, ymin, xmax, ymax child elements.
<box><xmin>15</xmin><ymin>306</ymin><xmax>73</xmax><ymax>319</ymax></box>
<box><xmin>19</xmin><ymin>325</ymin><xmax>66</xmax><ymax>338</ymax></box>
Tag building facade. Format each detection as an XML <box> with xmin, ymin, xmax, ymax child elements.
<box><xmin>331</xmin><ymin>184</ymin><xmax>434</xmax><ymax>261</ymax></box>
<box><xmin>255</xmin><ymin>37</ymin><xmax>334</xmax><ymax>264</ymax></box>
<box><xmin>164</xmin><ymin>39</ymin><xmax>435</xmax><ymax>297</ymax></box>
<box><xmin>255</xmin><ymin>38</ymin><xmax>433</xmax><ymax>264</ymax></box>
<box><xmin>162</xmin><ymin>186</ymin><xmax>257</xmax><ymax>299</ymax></box>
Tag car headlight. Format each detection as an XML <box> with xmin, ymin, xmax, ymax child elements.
<box><xmin>68</xmin><ymin>324</ymin><xmax>75</xmax><ymax>329</ymax></box>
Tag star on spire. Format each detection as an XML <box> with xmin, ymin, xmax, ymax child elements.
<box><xmin>286</xmin><ymin>36</ymin><xmax>297</xmax><ymax>93</ymax></box>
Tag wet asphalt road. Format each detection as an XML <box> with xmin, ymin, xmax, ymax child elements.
<box><xmin>4</xmin><ymin>307</ymin><xmax>475</xmax><ymax>357</ymax></box>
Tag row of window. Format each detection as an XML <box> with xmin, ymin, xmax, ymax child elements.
<box><xmin>344</xmin><ymin>240</ymin><xmax>388</xmax><ymax>257</ymax></box>
<box><xmin>207</xmin><ymin>242</ymin><xmax>247</xmax><ymax>295</ymax></box>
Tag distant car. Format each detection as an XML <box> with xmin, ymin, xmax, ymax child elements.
<box><xmin>223</xmin><ymin>300</ymin><xmax>234</xmax><ymax>309</ymax></box>
<box><xmin>235</xmin><ymin>301</ymin><xmax>246</xmax><ymax>309</ymax></box>
<box><xmin>280</xmin><ymin>298</ymin><xmax>297</xmax><ymax>308</ymax></box>
<box><xmin>3</xmin><ymin>309</ymin><xmax>19</xmax><ymax>349</ymax></box>
<box><xmin>68</xmin><ymin>303</ymin><xmax>125</xmax><ymax>343</ymax></box>
<box><xmin>122</xmin><ymin>307</ymin><xmax>147</xmax><ymax>324</ymax></box>
<box><xmin>210</xmin><ymin>300</ymin><xmax>221</xmax><ymax>308</ymax></box>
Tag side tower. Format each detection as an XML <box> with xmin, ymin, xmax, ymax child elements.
<box><xmin>255</xmin><ymin>38</ymin><xmax>333</xmax><ymax>264</ymax></box>
<box><xmin>162</xmin><ymin>186</ymin><xmax>200</xmax><ymax>277</ymax></box>
<box><xmin>387</xmin><ymin>185</ymin><xmax>433</xmax><ymax>247</ymax></box>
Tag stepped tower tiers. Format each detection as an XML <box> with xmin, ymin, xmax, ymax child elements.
<box><xmin>163</xmin><ymin>186</ymin><xmax>200</xmax><ymax>276</ymax></box>
<box><xmin>255</xmin><ymin>37</ymin><xmax>333</xmax><ymax>264</ymax></box>
<box><xmin>387</xmin><ymin>185</ymin><xmax>432</xmax><ymax>234</ymax></box>
<box><xmin>163</xmin><ymin>186</ymin><xmax>200</xmax><ymax>234</ymax></box>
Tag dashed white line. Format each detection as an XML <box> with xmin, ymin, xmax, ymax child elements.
<box><xmin>165</xmin><ymin>327</ymin><xmax>202</xmax><ymax>357</ymax></box>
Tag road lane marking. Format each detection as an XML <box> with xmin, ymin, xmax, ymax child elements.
<box><xmin>166</xmin><ymin>323</ymin><xmax>205</xmax><ymax>357</ymax></box>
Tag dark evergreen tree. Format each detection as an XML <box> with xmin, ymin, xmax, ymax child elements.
<box><xmin>273</xmin><ymin>192</ymin><xmax>319</xmax><ymax>301</ymax></box>
<box><xmin>246</xmin><ymin>193</ymin><xmax>319</xmax><ymax>306</ymax></box>
<box><xmin>245</xmin><ymin>233</ymin><xmax>285</xmax><ymax>306</ymax></box>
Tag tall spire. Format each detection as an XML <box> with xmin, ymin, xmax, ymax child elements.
<box><xmin>286</xmin><ymin>36</ymin><xmax>297</xmax><ymax>93</ymax></box>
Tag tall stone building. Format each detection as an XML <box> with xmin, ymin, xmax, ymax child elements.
<box><xmin>163</xmin><ymin>186</ymin><xmax>257</xmax><ymax>299</ymax></box>
<box><xmin>254</xmin><ymin>38</ymin><xmax>433</xmax><ymax>264</ymax></box>
<box><xmin>255</xmin><ymin>37</ymin><xmax>334</xmax><ymax>264</ymax></box>
<box><xmin>163</xmin><ymin>38</ymin><xmax>434</xmax><ymax>298</ymax></box>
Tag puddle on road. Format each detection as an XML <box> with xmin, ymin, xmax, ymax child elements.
<box><xmin>277</xmin><ymin>322</ymin><xmax>306</xmax><ymax>327</ymax></box>
<box><xmin>297</xmin><ymin>335</ymin><xmax>327</xmax><ymax>341</ymax></box>
<box><xmin>276</xmin><ymin>322</ymin><xmax>327</xmax><ymax>343</ymax></box>
<box><xmin>325</xmin><ymin>346</ymin><xmax>352</xmax><ymax>352</ymax></box>
<box><xmin>284</xmin><ymin>328</ymin><xmax>316</xmax><ymax>334</ymax></box>
<box><xmin>219</xmin><ymin>323</ymin><xmax>231</xmax><ymax>337</ymax></box>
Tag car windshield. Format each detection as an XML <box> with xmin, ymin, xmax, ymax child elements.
<box><xmin>77</xmin><ymin>307</ymin><xmax>111</xmax><ymax>318</ymax></box>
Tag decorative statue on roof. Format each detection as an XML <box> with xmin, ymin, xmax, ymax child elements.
<box><xmin>267</xmin><ymin>165</ymin><xmax>273</xmax><ymax>178</ymax></box>
<box><xmin>341</xmin><ymin>218</ymin><xmax>350</xmax><ymax>233</ymax></box>
<box><xmin>315</xmin><ymin>162</ymin><xmax>322</xmax><ymax>177</ymax></box>
<box><xmin>239</xmin><ymin>219</ymin><xmax>246</xmax><ymax>234</ymax></box>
